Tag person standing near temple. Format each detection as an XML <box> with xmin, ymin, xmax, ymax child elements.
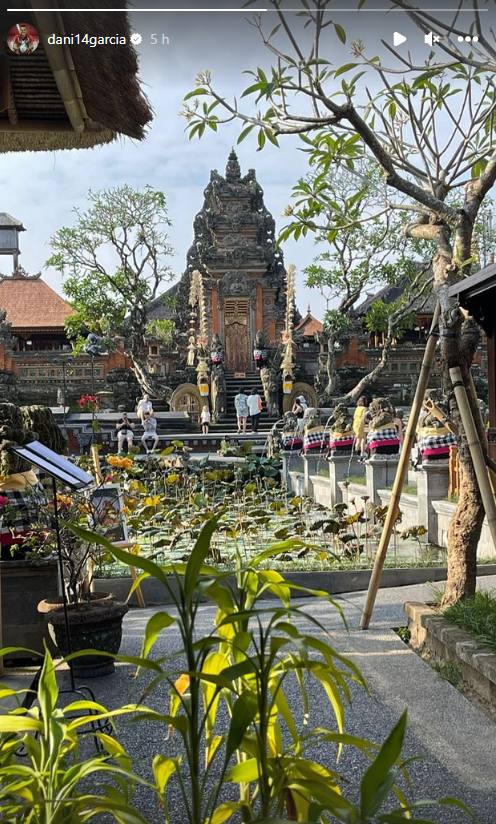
<box><xmin>352</xmin><ymin>395</ymin><xmax>368</xmax><ymax>459</ymax></box>
<box><xmin>136</xmin><ymin>393</ymin><xmax>153</xmax><ymax>423</ymax></box>
<box><xmin>247</xmin><ymin>388</ymin><xmax>263</xmax><ymax>433</ymax></box>
<box><xmin>200</xmin><ymin>403</ymin><xmax>211</xmax><ymax>435</ymax></box>
<box><xmin>234</xmin><ymin>389</ymin><xmax>249</xmax><ymax>434</ymax></box>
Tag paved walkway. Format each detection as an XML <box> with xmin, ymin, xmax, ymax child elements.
<box><xmin>3</xmin><ymin>577</ymin><xmax>496</xmax><ymax>822</ymax></box>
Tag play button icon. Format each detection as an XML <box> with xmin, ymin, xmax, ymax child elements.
<box><xmin>393</xmin><ymin>31</ymin><xmax>407</xmax><ymax>46</ymax></box>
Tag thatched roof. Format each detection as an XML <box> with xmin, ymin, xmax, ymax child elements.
<box><xmin>0</xmin><ymin>2</ymin><xmax>152</xmax><ymax>152</ymax></box>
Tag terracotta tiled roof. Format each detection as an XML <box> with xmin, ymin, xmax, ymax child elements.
<box><xmin>295</xmin><ymin>312</ymin><xmax>323</xmax><ymax>336</ymax></box>
<box><xmin>0</xmin><ymin>276</ymin><xmax>73</xmax><ymax>329</ymax></box>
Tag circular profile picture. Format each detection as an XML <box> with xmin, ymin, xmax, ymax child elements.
<box><xmin>7</xmin><ymin>22</ymin><xmax>40</xmax><ymax>55</ymax></box>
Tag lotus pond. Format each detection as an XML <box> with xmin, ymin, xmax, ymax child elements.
<box><xmin>77</xmin><ymin>450</ymin><xmax>446</xmax><ymax>579</ymax></box>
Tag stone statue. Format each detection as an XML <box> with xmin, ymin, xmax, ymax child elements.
<box><xmin>0</xmin><ymin>309</ymin><xmax>13</xmax><ymax>345</ymax></box>
<box><xmin>280</xmin><ymin>411</ymin><xmax>303</xmax><ymax>452</ymax></box>
<box><xmin>211</xmin><ymin>362</ymin><xmax>226</xmax><ymax>424</ymax></box>
<box><xmin>0</xmin><ymin>369</ymin><xmax>18</xmax><ymax>403</ymax></box>
<box><xmin>303</xmin><ymin>408</ymin><xmax>329</xmax><ymax>454</ymax></box>
<box><xmin>365</xmin><ymin>397</ymin><xmax>401</xmax><ymax>456</ymax></box>
<box><xmin>260</xmin><ymin>364</ymin><xmax>279</xmax><ymax>417</ymax></box>
<box><xmin>417</xmin><ymin>389</ymin><xmax>457</xmax><ymax>462</ymax></box>
<box><xmin>253</xmin><ymin>329</ymin><xmax>268</xmax><ymax>369</ymax></box>
<box><xmin>210</xmin><ymin>333</ymin><xmax>224</xmax><ymax>365</ymax></box>
<box><xmin>327</xmin><ymin>403</ymin><xmax>355</xmax><ymax>455</ymax></box>
<box><xmin>84</xmin><ymin>332</ymin><xmax>107</xmax><ymax>357</ymax></box>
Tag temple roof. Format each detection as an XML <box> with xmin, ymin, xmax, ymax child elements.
<box><xmin>0</xmin><ymin>3</ymin><xmax>152</xmax><ymax>152</ymax></box>
<box><xmin>0</xmin><ymin>213</ymin><xmax>24</xmax><ymax>230</ymax></box>
<box><xmin>354</xmin><ymin>268</ymin><xmax>436</xmax><ymax>316</ymax></box>
<box><xmin>0</xmin><ymin>273</ymin><xmax>73</xmax><ymax>329</ymax></box>
<box><xmin>295</xmin><ymin>309</ymin><xmax>323</xmax><ymax>337</ymax></box>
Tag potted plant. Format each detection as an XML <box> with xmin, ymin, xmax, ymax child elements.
<box><xmin>0</xmin><ymin>402</ymin><xmax>59</xmax><ymax>662</ymax></box>
<box><xmin>36</xmin><ymin>490</ymin><xmax>128</xmax><ymax>678</ymax></box>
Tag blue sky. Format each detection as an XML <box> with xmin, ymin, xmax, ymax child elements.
<box><xmin>2</xmin><ymin>2</ymin><xmax>481</xmax><ymax>316</ymax></box>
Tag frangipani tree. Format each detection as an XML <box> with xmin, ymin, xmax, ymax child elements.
<box><xmin>182</xmin><ymin>0</ymin><xmax>496</xmax><ymax>605</ymax></box>
<box><xmin>293</xmin><ymin>162</ymin><xmax>431</xmax><ymax>401</ymax></box>
<box><xmin>48</xmin><ymin>185</ymin><xmax>175</xmax><ymax>400</ymax></box>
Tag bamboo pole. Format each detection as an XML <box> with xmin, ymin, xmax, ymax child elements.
<box><xmin>360</xmin><ymin>304</ymin><xmax>440</xmax><ymax>630</ymax></box>
<box><xmin>450</xmin><ymin>367</ymin><xmax>496</xmax><ymax>549</ymax></box>
<box><xmin>90</xmin><ymin>444</ymin><xmax>103</xmax><ymax>485</ymax></box>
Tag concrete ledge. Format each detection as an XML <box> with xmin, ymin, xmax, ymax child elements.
<box><xmin>94</xmin><ymin>563</ymin><xmax>496</xmax><ymax>606</ymax></box>
<box><xmin>405</xmin><ymin>600</ymin><xmax>496</xmax><ymax>705</ymax></box>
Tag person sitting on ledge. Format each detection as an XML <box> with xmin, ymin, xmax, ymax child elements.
<box><xmin>116</xmin><ymin>412</ymin><xmax>135</xmax><ymax>454</ymax></box>
<box><xmin>141</xmin><ymin>411</ymin><xmax>159</xmax><ymax>454</ymax></box>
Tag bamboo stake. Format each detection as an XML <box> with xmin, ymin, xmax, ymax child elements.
<box><xmin>450</xmin><ymin>367</ymin><xmax>496</xmax><ymax>549</ymax></box>
<box><xmin>90</xmin><ymin>444</ymin><xmax>103</xmax><ymax>485</ymax></box>
<box><xmin>360</xmin><ymin>304</ymin><xmax>440</xmax><ymax>630</ymax></box>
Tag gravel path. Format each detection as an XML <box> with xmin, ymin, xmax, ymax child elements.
<box><xmin>79</xmin><ymin>575</ymin><xmax>496</xmax><ymax>823</ymax></box>
<box><xmin>4</xmin><ymin>577</ymin><xmax>496</xmax><ymax>822</ymax></box>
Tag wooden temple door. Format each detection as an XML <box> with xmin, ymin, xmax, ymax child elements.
<box><xmin>224</xmin><ymin>298</ymin><xmax>250</xmax><ymax>371</ymax></box>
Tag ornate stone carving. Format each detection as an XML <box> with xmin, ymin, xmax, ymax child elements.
<box><xmin>0</xmin><ymin>309</ymin><xmax>13</xmax><ymax>346</ymax></box>
<box><xmin>211</xmin><ymin>363</ymin><xmax>226</xmax><ymax>423</ymax></box>
<box><xmin>220</xmin><ymin>270</ymin><xmax>255</xmax><ymax>298</ymax></box>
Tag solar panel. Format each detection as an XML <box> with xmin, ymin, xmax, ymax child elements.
<box><xmin>11</xmin><ymin>441</ymin><xmax>94</xmax><ymax>490</ymax></box>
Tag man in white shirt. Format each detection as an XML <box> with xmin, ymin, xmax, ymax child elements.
<box><xmin>247</xmin><ymin>388</ymin><xmax>262</xmax><ymax>432</ymax></box>
<box><xmin>141</xmin><ymin>412</ymin><xmax>159</xmax><ymax>453</ymax></box>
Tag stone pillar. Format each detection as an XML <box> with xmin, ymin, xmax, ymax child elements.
<box><xmin>256</xmin><ymin>283</ymin><xmax>263</xmax><ymax>333</ymax></box>
<box><xmin>280</xmin><ymin>451</ymin><xmax>292</xmax><ymax>489</ymax></box>
<box><xmin>365</xmin><ymin>454</ymin><xmax>400</xmax><ymax>504</ymax></box>
<box><xmin>328</xmin><ymin>454</ymin><xmax>362</xmax><ymax>507</ymax></box>
<box><xmin>417</xmin><ymin>460</ymin><xmax>450</xmax><ymax>544</ymax></box>
<box><xmin>303</xmin><ymin>453</ymin><xmax>326</xmax><ymax>496</ymax></box>
<box><xmin>211</xmin><ymin>287</ymin><xmax>220</xmax><ymax>335</ymax></box>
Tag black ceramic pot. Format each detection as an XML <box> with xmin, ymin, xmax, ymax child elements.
<box><xmin>41</xmin><ymin>595</ymin><xmax>128</xmax><ymax>678</ymax></box>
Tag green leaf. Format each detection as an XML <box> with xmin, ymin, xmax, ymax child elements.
<box><xmin>225</xmin><ymin>690</ymin><xmax>258</xmax><ymax>762</ymax></box>
<box><xmin>183</xmin><ymin>88</ymin><xmax>209</xmax><ymax>100</ymax></box>
<box><xmin>141</xmin><ymin>611</ymin><xmax>175</xmax><ymax>659</ymax></box>
<box><xmin>334</xmin><ymin>23</ymin><xmax>346</xmax><ymax>43</ymax></box>
<box><xmin>0</xmin><ymin>715</ymin><xmax>42</xmax><ymax>733</ymax></box>
<box><xmin>153</xmin><ymin>755</ymin><xmax>177</xmax><ymax>795</ymax></box>
<box><xmin>209</xmin><ymin>802</ymin><xmax>244</xmax><ymax>824</ymax></box>
<box><xmin>360</xmin><ymin>711</ymin><xmax>407</xmax><ymax>818</ymax></box>
<box><xmin>334</xmin><ymin>63</ymin><xmax>358</xmax><ymax>77</ymax></box>
<box><xmin>227</xmin><ymin>757</ymin><xmax>260</xmax><ymax>783</ymax></box>
<box><xmin>38</xmin><ymin>646</ymin><xmax>58</xmax><ymax>722</ymax></box>
<box><xmin>184</xmin><ymin>516</ymin><xmax>219</xmax><ymax>602</ymax></box>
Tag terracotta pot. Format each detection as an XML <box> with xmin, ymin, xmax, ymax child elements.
<box><xmin>40</xmin><ymin>595</ymin><xmax>128</xmax><ymax>678</ymax></box>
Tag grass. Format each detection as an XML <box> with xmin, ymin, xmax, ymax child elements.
<box><xmin>433</xmin><ymin>660</ymin><xmax>462</xmax><ymax>688</ymax></box>
<box><xmin>343</xmin><ymin>474</ymin><xmax>366</xmax><ymax>486</ymax></box>
<box><xmin>394</xmin><ymin>626</ymin><xmax>411</xmax><ymax>644</ymax></box>
<box><xmin>443</xmin><ymin>590</ymin><xmax>496</xmax><ymax>653</ymax></box>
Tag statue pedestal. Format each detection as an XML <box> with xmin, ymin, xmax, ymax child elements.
<box><xmin>328</xmin><ymin>454</ymin><xmax>362</xmax><ymax>507</ymax></box>
<box><xmin>365</xmin><ymin>454</ymin><xmax>400</xmax><ymax>504</ymax></box>
<box><xmin>417</xmin><ymin>460</ymin><xmax>449</xmax><ymax>543</ymax></box>
<box><xmin>281</xmin><ymin>451</ymin><xmax>302</xmax><ymax>489</ymax></box>
<box><xmin>303</xmin><ymin>452</ymin><xmax>327</xmax><ymax>496</ymax></box>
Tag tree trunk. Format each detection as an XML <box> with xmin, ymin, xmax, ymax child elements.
<box><xmin>129</xmin><ymin>351</ymin><xmax>172</xmax><ymax>402</ymax></box>
<box><xmin>325</xmin><ymin>335</ymin><xmax>340</xmax><ymax>397</ymax></box>
<box><xmin>346</xmin><ymin>334</ymin><xmax>393</xmax><ymax>403</ymax></box>
<box><xmin>431</xmin><ymin>250</ymin><xmax>487</xmax><ymax>606</ymax></box>
<box><xmin>443</xmin><ymin>460</ymin><xmax>483</xmax><ymax>604</ymax></box>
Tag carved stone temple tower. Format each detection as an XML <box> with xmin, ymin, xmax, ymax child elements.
<box><xmin>178</xmin><ymin>149</ymin><xmax>287</xmax><ymax>372</ymax></box>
